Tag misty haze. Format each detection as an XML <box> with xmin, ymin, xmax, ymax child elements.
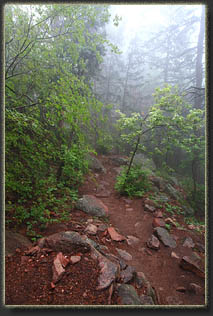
<box><xmin>4</xmin><ymin>4</ymin><xmax>206</xmax><ymax>307</ymax></box>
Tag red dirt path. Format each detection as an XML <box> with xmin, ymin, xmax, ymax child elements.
<box><xmin>5</xmin><ymin>154</ymin><xmax>206</xmax><ymax>306</ymax></box>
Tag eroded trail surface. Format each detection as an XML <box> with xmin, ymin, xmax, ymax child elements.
<box><xmin>79</xmin><ymin>155</ymin><xmax>205</xmax><ymax>305</ymax></box>
<box><xmin>5</xmin><ymin>154</ymin><xmax>206</xmax><ymax>306</ymax></box>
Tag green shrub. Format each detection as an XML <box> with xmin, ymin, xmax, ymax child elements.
<box><xmin>115</xmin><ymin>165</ymin><xmax>151</xmax><ymax>197</ymax></box>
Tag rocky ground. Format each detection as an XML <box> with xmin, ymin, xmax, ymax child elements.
<box><xmin>4</xmin><ymin>155</ymin><xmax>206</xmax><ymax>307</ymax></box>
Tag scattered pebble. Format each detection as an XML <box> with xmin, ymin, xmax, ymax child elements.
<box><xmin>70</xmin><ymin>255</ymin><xmax>81</xmax><ymax>264</ymax></box>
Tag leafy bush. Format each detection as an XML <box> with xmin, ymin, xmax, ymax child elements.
<box><xmin>115</xmin><ymin>165</ymin><xmax>151</xmax><ymax>197</ymax></box>
<box><xmin>60</xmin><ymin>144</ymin><xmax>89</xmax><ymax>187</ymax></box>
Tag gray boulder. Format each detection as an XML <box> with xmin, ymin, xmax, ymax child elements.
<box><xmin>76</xmin><ymin>195</ymin><xmax>109</xmax><ymax>217</ymax></box>
<box><xmin>37</xmin><ymin>231</ymin><xmax>91</xmax><ymax>253</ymax></box>
<box><xmin>154</xmin><ymin>227</ymin><xmax>177</xmax><ymax>248</ymax></box>
<box><xmin>86</xmin><ymin>154</ymin><xmax>106</xmax><ymax>173</ymax></box>
<box><xmin>117</xmin><ymin>284</ymin><xmax>142</xmax><ymax>305</ymax></box>
<box><xmin>164</xmin><ymin>183</ymin><xmax>182</xmax><ymax>200</ymax></box>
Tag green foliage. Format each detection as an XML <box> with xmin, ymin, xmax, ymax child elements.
<box><xmin>60</xmin><ymin>144</ymin><xmax>89</xmax><ymax>186</ymax></box>
<box><xmin>115</xmin><ymin>165</ymin><xmax>151</xmax><ymax>197</ymax></box>
<box><xmin>164</xmin><ymin>202</ymin><xmax>182</xmax><ymax>215</ymax></box>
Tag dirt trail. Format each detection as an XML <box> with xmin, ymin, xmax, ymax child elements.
<box><xmin>5</xmin><ymin>154</ymin><xmax>206</xmax><ymax>306</ymax></box>
<box><xmin>79</xmin><ymin>155</ymin><xmax>205</xmax><ymax>305</ymax></box>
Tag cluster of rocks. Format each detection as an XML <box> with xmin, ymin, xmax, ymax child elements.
<box><xmin>20</xmin><ymin>228</ymin><xmax>157</xmax><ymax>305</ymax></box>
<box><xmin>143</xmin><ymin>198</ymin><xmax>205</xmax><ymax>281</ymax></box>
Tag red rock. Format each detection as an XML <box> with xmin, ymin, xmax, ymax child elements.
<box><xmin>70</xmin><ymin>255</ymin><xmax>81</xmax><ymax>264</ymax></box>
<box><xmin>107</xmin><ymin>227</ymin><xmax>126</xmax><ymax>241</ymax></box>
<box><xmin>57</xmin><ymin>252</ymin><xmax>69</xmax><ymax>268</ymax></box>
<box><xmin>152</xmin><ymin>218</ymin><xmax>166</xmax><ymax>228</ymax></box>
<box><xmin>52</xmin><ymin>253</ymin><xmax>66</xmax><ymax>283</ymax></box>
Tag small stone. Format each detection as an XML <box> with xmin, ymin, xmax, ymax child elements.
<box><xmin>146</xmin><ymin>235</ymin><xmax>160</xmax><ymax>250</ymax></box>
<box><xmin>87</xmin><ymin>219</ymin><xmax>93</xmax><ymax>223</ymax></box>
<box><xmin>50</xmin><ymin>282</ymin><xmax>56</xmax><ymax>289</ymax></box>
<box><xmin>126</xmin><ymin>208</ymin><xmax>134</xmax><ymax>211</ymax></box>
<box><xmin>116</xmin><ymin>248</ymin><xmax>132</xmax><ymax>261</ymax></box>
<box><xmin>126</xmin><ymin>235</ymin><xmax>140</xmax><ymax>246</ymax></box>
<box><xmin>108</xmin><ymin>227</ymin><xmax>126</xmax><ymax>242</ymax></box>
<box><xmin>176</xmin><ymin>286</ymin><xmax>186</xmax><ymax>293</ymax></box>
<box><xmin>144</xmin><ymin>204</ymin><xmax>155</xmax><ymax>213</ymax></box>
<box><xmin>70</xmin><ymin>255</ymin><xmax>81</xmax><ymax>264</ymax></box>
<box><xmin>188</xmin><ymin>283</ymin><xmax>202</xmax><ymax>294</ymax></box>
<box><xmin>152</xmin><ymin>218</ymin><xmax>166</xmax><ymax>228</ymax></box>
<box><xmin>84</xmin><ymin>223</ymin><xmax>98</xmax><ymax>235</ymax></box>
<box><xmin>165</xmin><ymin>217</ymin><xmax>177</xmax><ymax>227</ymax></box>
<box><xmin>182</xmin><ymin>237</ymin><xmax>195</xmax><ymax>248</ymax></box>
<box><xmin>171</xmin><ymin>251</ymin><xmax>180</xmax><ymax>259</ymax></box>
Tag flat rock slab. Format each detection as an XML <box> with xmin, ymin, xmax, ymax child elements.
<box><xmin>37</xmin><ymin>231</ymin><xmax>91</xmax><ymax>253</ymax></box>
<box><xmin>76</xmin><ymin>195</ymin><xmax>109</xmax><ymax>217</ymax></box>
<box><xmin>97</xmin><ymin>255</ymin><xmax>119</xmax><ymax>290</ymax></box>
<box><xmin>89</xmin><ymin>244</ymin><xmax>119</xmax><ymax>290</ymax></box>
<box><xmin>108</xmin><ymin>227</ymin><xmax>126</xmax><ymax>241</ymax></box>
<box><xmin>52</xmin><ymin>252</ymin><xmax>69</xmax><ymax>283</ymax></box>
<box><xmin>180</xmin><ymin>255</ymin><xmax>205</xmax><ymax>278</ymax></box>
<box><xmin>154</xmin><ymin>227</ymin><xmax>177</xmax><ymax>248</ymax></box>
<box><xmin>116</xmin><ymin>248</ymin><xmax>132</xmax><ymax>261</ymax></box>
<box><xmin>5</xmin><ymin>230</ymin><xmax>33</xmax><ymax>256</ymax></box>
<box><xmin>117</xmin><ymin>284</ymin><xmax>142</xmax><ymax>305</ymax></box>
